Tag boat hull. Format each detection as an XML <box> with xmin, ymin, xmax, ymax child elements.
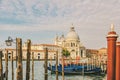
<box><xmin>48</xmin><ymin>64</ymin><xmax>102</xmax><ymax>75</ymax></box>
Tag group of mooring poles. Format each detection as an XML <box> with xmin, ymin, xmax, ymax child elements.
<box><xmin>44</xmin><ymin>49</ymin><xmax>62</xmax><ymax>80</ymax></box>
<box><xmin>0</xmin><ymin>50</ymin><xmax>14</xmax><ymax>80</ymax></box>
<box><xmin>16</xmin><ymin>39</ymin><xmax>34</xmax><ymax>80</ymax></box>
<box><xmin>0</xmin><ymin>39</ymin><xmax>64</xmax><ymax>80</ymax></box>
<box><xmin>0</xmin><ymin>38</ymin><xmax>34</xmax><ymax>80</ymax></box>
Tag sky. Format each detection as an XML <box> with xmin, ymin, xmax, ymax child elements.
<box><xmin>0</xmin><ymin>0</ymin><xmax>120</xmax><ymax>49</ymax></box>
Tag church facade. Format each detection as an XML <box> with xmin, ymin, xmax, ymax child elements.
<box><xmin>54</xmin><ymin>27</ymin><xmax>86</xmax><ymax>59</ymax></box>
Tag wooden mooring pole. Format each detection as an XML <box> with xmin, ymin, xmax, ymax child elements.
<box><xmin>16</xmin><ymin>38</ymin><xmax>23</xmax><ymax>80</ymax></box>
<box><xmin>56</xmin><ymin>51</ymin><xmax>58</xmax><ymax>80</ymax></box>
<box><xmin>0</xmin><ymin>51</ymin><xmax>3</xmax><ymax>80</ymax></box>
<box><xmin>5</xmin><ymin>50</ymin><xmax>8</xmax><ymax>80</ymax></box>
<box><xmin>44</xmin><ymin>48</ymin><xmax>48</xmax><ymax>80</ymax></box>
<box><xmin>32</xmin><ymin>52</ymin><xmax>34</xmax><ymax>80</ymax></box>
<box><xmin>62</xmin><ymin>55</ymin><xmax>64</xmax><ymax>80</ymax></box>
<box><xmin>50</xmin><ymin>56</ymin><xmax>52</xmax><ymax>74</ymax></box>
<box><xmin>82</xmin><ymin>62</ymin><xmax>84</xmax><ymax>80</ymax></box>
<box><xmin>26</xmin><ymin>39</ymin><xmax>31</xmax><ymax>80</ymax></box>
<box><xmin>87</xmin><ymin>58</ymin><xmax>89</xmax><ymax>70</ymax></box>
<box><xmin>16</xmin><ymin>38</ymin><xmax>18</xmax><ymax>68</ymax></box>
<box><xmin>11</xmin><ymin>51</ymin><xmax>14</xmax><ymax>80</ymax></box>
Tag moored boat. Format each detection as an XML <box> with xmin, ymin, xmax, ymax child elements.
<box><xmin>48</xmin><ymin>64</ymin><xmax>102</xmax><ymax>75</ymax></box>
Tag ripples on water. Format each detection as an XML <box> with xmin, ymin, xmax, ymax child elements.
<box><xmin>2</xmin><ymin>61</ymin><xmax>107</xmax><ymax>80</ymax></box>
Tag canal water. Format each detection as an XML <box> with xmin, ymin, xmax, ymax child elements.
<box><xmin>2</xmin><ymin>61</ymin><xmax>107</xmax><ymax>80</ymax></box>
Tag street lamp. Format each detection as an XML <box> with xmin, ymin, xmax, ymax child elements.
<box><xmin>5</xmin><ymin>36</ymin><xmax>13</xmax><ymax>46</ymax></box>
<box><xmin>5</xmin><ymin>36</ymin><xmax>17</xmax><ymax>67</ymax></box>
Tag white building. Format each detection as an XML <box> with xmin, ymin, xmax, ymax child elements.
<box><xmin>2</xmin><ymin>44</ymin><xmax>61</xmax><ymax>60</ymax></box>
<box><xmin>55</xmin><ymin>27</ymin><xmax>86</xmax><ymax>59</ymax></box>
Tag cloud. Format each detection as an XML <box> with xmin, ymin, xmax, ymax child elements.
<box><xmin>0</xmin><ymin>0</ymin><xmax>120</xmax><ymax>31</ymax></box>
<box><xmin>0</xmin><ymin>0</ymin><xmax>120</xmax><ymax>27</ymax></box>
<box><xmin>0</xmin><ymin>0</ymin><xmax>120</xmax><ymax>48</ymax></box>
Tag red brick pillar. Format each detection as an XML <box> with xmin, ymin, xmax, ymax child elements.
<box><xmin>116</xmin><ymin>42</ymin><xmax>120</xmax><ymax>80</ymax></box>
<box><xmin>106</xmin><ymin>24</ymin><xmax>118</xmax><ymax>80</ymax></box>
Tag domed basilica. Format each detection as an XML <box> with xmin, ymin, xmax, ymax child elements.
<box><xmin>54</xmin><ymin>26</ymin><xmax>86</xmax><ymax>59</ymax></box>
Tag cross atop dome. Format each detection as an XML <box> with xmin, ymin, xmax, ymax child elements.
<box><xmin>70</xmin><ymin>27</ymin><xmax>74</xmax><ymax>31</ymax></box>
<box><xmin>70</xmin><ymin>24</ymin><xmax>75</xmax><ymax>31</ymax></box>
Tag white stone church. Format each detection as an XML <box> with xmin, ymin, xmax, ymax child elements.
<box><xmin>54</xmin><ymin>27</ymin><xmax>86</xmax><ymax>59</ymax></box>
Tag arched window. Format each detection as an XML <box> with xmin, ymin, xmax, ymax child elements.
<box><xmin>8</xmin><ymin>53</ymin><xmax>11</xmax><ymax>59</ymax></box>
<box><xmin>73</xmin><ymin>43</ymin><xmax>75</xmax><ymax>47</ymax></box>
<box><xmin>71</xmin><ymin>43</ymin><xmax>73</xmax><ymax>47</ymax></box>
<box><xmin>76</xmin><ymin>44</ymin><xmax>77</xmax><ymax>47</ymax></box>
<box><xmin>38</xmin><ymin>53</ymin><xmax>40</xmax><ymax>59</ymax></box>
<box><xmin>71</xmin><ymin>49</ymin><xmax>75</xmax><ymax>52</ymax></box>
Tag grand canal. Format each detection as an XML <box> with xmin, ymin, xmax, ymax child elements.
<box><xmin>2</xmin><ymin>61</ymin><xmax>107</xmax><ymax>80</ymax></box>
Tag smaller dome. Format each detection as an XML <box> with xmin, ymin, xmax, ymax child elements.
<box><xmin>66</xmin><ymin>27</ymin><xmax>79</xmax><ymax>41</ymax></box>
<box><xmin>60</xmin><ymin>34</ymin><xmax>65</xmax><ymax>41</ymax></box>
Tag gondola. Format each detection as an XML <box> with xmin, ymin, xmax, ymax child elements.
<box><xmin>48</xmin><ymin>64</ymin><xmax>102</xmax><ymax>75</ymax></box>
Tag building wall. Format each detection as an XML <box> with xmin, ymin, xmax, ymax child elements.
<box><xmin>98</xmin><ymin>48</ymin><xmax>107</xmax><ymax>64</ymax></box>
<box><xmin>2</xmin><ymin>48</ymin><xmax>58</xmax><ymax>60</ymax></box>
<box><xmin>86</xmin><ymin>49</ymin><xmax>99</xmax><ymax>58</ymax></box>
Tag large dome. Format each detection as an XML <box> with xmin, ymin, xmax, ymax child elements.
<box><xmin>66</xmin><ymin>27</ymin><xmax>80</xmax><ymax>41</ymax></box>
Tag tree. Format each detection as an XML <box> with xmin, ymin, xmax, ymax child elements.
<box><xmin>62</xmin><ymin>48</ymin><xmax>70</xmax><ymax>57</ymax></box>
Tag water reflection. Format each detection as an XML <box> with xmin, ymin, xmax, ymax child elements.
<box><xmin>2</xmin><ymin>61</ymin><xmax>106</xmax><ymax>80</ymax></box>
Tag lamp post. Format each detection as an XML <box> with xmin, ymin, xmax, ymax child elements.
<box><xmin>5</xmin><ymin>36</ymin><xmax>17</xmax><ymax>67</ymax></box>
<box><xmin>5</xmin><ymin>36</ymin><xmax>13</xmax><ymax>46</ymax></box>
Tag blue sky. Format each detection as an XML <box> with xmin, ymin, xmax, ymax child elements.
<box><xmin>0</xmin><ymin>0</ymin><xmax>120</xmax><ymax>49</ymax></box>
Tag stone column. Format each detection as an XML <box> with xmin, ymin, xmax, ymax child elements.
<box><xmin>116</xmin><ymin>42</ymin><xmax>120</xmax><ymax>80</ymax></box>
<box><xmin>106</xmin><ymin>24</ymin><xmax>118</xmax><ymax>80</ymax></box>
